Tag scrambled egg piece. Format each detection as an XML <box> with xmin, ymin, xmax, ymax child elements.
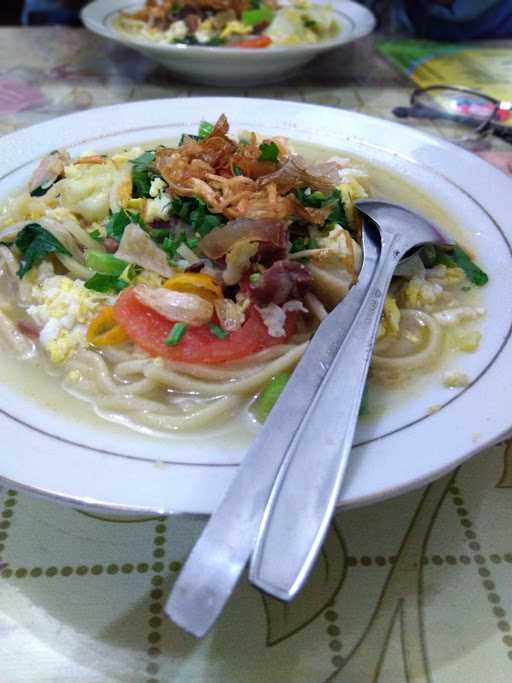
<box><xmin>220</xmin><ymin>21</ymin><xmax>252</xmax><ymax>39</ymax></box>
<box><xmin>426</xmin><ymin>264</ymin><xmax>465</xmax><ymax>285</ymax></box>
<box><xmin>144</xmin><ymin>177</ymin><xmax>170</xmax><ymax>223</ymax></box>
<box><xmin>111</xmin><ymin>147</ymin><xmax>145</xmax><ymax>169</ymax></box>
<box><xmin>165</xmin><ymin>20</ymin><xmax>187</xmax><ymax>41</ymax></box>
<box><xmin>399</xmin><ymin>276</ymin><xmax>443</xmax><ymax>309</ymax></box>
<box><xmin>26</xmin><ymin>273</ymin><xmax>110</xmax><ymax>363</ymax></box>
<box><xmin>196</xmin><ymin>19</ymin><xmax>213</xmax><ymax>44</ymax></box>
<box><xmin>442</xmin><ymin>370</ymin><xmax>469</xmax><ymax>388</ymax></box>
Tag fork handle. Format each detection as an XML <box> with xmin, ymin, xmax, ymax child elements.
<box><xmin>249</xmin><ymin>229</ymin><xmax>400</xmax><ymax>600</ymax></box>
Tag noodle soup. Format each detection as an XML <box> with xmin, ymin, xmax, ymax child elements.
<box><xmin>0</xmin><ymin>115</ymin><xmax>487</xmax><ymax>439</ymax></box>
<box><xmin>113</xmin><ymin>0</ymin><xmax>340</xmax><ymax>49</ymax></box>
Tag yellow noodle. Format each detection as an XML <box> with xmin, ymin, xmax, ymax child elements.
<box><xmin>144</xmin><ymin>343</ymin><xmax>307</xmax><ymax>397</ymax></box>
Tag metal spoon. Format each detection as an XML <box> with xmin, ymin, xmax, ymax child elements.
<box><xmin>248</xmin><ymin>200</ymin><xmax>451</xmax><ymax>601</ymax></box>
<box><xmin>165</xmin><ymin>212</ymin><xmax>380</xmax><ymax>638</ymax></box>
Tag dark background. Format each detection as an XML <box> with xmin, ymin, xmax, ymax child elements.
<box><xmin>2</xmin><ymin>0</ymin><xmax>23</xmax><ymax>24</ymax></box>
<box><xmin>0</xmin><ymin>0</ymin><xmax>88</xmax><ymax>24</ymax></box>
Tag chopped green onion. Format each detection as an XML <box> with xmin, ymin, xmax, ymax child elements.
<box><xmin>233</xmin><ymin>165</ymin><xmax>243</xmax><ymax>176</ymax></box>
<box><xmin>293</xmin><ymin>187</ymin><xmax>348</xmax><ymax>228</ymax></box>
<box><xmin>89</xmin><ymin>229</ymin><xmax>103</xmax><ymax>242</ymax></box>
<box><xmin>208</xmin><ymin>322</ymin><xmax>229</xmax><ymax>339</ymax></box>
<box><xmin>169</xmin><ymin>196</ymin><xmax>225</xmax><ymax>237</ymax></box>
<box><xmin>85</xmin><ymin>251</ymin><xmax>129</xmax><ymax>276</ymax></box>
<box><xmin>252</xmin><ymin>373</ymin><xmax>290</xmax><ymax>423</ymax></box>
<box><xmin>84</xmin><ymin>273</ymin><xmax>128</xmax><ymax>293</ymax></box>
<box><xmin>258</xmin><ymin>141</ymin><xmax>279</xmax><ymax>163</ymax></box>
<box><xmin>151</xmin><ymin>228</ymin><xmax>171</xmax><ymax>239</ymax></box>
<box><xmin>165</xmin><ymin>322</ymin><xmax>187</xmax><ymax>346</ymax></box>
<box><xmin>249</xmin><ymin>272</ymin><xmax>261</xmax><ymax>284</ymax></box>
<box><xmin>242</xmin><ymin>7</ymin><xmax>274</xmax><ymax>26</ymax></box>
<box><xmin>198</xmin><ymin>121</ymin><xmax>215</xmax><ymax>139</ymax></box>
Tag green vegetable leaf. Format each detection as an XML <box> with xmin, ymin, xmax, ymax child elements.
<box><xmin>165</xmin><ymin>322</ymin><xmax>187</xmax><ymax>346</ymax></box>
<box><xmin>198</xmin><ymin>121</ymin><xmax>215</xmax><ymax>139</ymax></box>
<box><xmin>208</xmin><ymin>322</ymin><xmax>229</xmax><ymax>339</ymax></box>
<box><xmin>132</xmin><ymin>150</ymin><xmax>155</xmax><ymax>168</ymax></box>
<box><xmin>258</xmin><ymin>141</ymin><xmax>279</xmax><ymax>163</ymax></box>
<box><xmin>15</xmin><ymin>223</ymin><xmax>71</xmax><ymax>279</ymax></box>
<box><xmin>84</xmin><ymin>273</ymin><xmax>128</xmax><ymax>293</ymax></box>
<box><xmin>252</xmin><ymin>373</ymin><xmax>290</xmax><ymax>423</ymax></box>
<box><xmin>233</xmin><ymin>165</ymin><xmax>243</xmax><ymax>176</ymax></box>
<box><xmin>242</xmin><ymin>7</ymin><xmax>274</xmax><ymax>26</ymax></box>
<box><xmin>449</xmin><ymin>246</ymin><xmax>488</xmax><ymax>286</ymax></box>
<box><xmin>106</xmin><ymin>209</ymin><xmax>145</xmax><ymax>240</ymax></box>
<box><xmin>303</xmin><ymin>17</ymin><xmax>318</xmax><ymax>30</ymax></box>
<box><xmin>131</xmin><ymin>150</ymin><xmax>157</xmax><ymax>198</ymax></box>
<box><xmin>419</xmin><ymin>244</ymin><xmax>488</xmax><ymax>287</ymax></box>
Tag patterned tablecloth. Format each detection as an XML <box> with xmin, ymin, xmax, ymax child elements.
<box><xmin>0</xmin><ymin>26</ymin><xmax>511</xmax><ymax>683</ymax></box>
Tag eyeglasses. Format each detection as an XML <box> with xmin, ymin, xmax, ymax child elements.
<box><xmin>393</xmin><ymin>85</ymin><xmax>512</xmax><ymax>150</ymax></box>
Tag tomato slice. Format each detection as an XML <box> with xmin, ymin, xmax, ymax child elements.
<box><xmin>113</xmin><ymin>287</ymin><xmax>297</xmax><ymax>364</ymax></box>
<box><xmin>229</xmin><ymin>36</ymin><xmax>272</xmax><ymax>48</ymax></box>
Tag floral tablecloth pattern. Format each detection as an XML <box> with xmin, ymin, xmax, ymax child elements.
<box><xmin>0</xmin><ymin>26</ymin><xmax>511</xmax><ymax>683</ymax></box>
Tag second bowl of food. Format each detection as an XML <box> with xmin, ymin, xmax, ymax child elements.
<box><xmin>81</xmin><ymin>0</ymin><xmax>376</xmax><ymax>85</ymax></box>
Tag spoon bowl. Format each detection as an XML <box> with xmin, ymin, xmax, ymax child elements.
<box><xmin>249</xmin><ymin>200</ymin><xmax>449</xmax><ymax>601</ymax></box>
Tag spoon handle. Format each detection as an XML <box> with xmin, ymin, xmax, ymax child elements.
<box><xmin>249</xmin><ymin>228</ymin><xmax>400</xmax><ymax>601</ymax></box>
<box><xmin>165</xmin><ymin>224</ymin><xmax>380</xmax><ymax>638</ymax></box>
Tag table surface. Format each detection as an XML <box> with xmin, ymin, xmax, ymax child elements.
<box><xmin>1</xmin><ymin>26</ymin><xmax>512</xmax><ymax>683</ymax></box>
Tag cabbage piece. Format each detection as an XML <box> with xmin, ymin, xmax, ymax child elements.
<box><xmin>59</xmin><ymin>160</ymin><xmax>120</xmax><ymax>223</ymax></box>
<box><xmin>115</xmin><ymin>223</ymin><xmax>173</xmax><ymax>278</ymax></box>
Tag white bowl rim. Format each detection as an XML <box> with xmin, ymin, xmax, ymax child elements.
<box><xmin>0</xmin><ymin>96</ymin><xmax>511</xmax><ymax>516</ymax></box>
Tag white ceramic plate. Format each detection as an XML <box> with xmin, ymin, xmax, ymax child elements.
<box><xmin>1</xmin><ymin>97</ymin><xmax>512</xmax><ymax>515</ymax></box>
<box><xmin>81</xmin><ymin>0</ymin><xmax>375</xmax><ymax>86</ymax></box>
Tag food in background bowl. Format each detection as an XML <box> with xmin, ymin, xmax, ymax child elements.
<box><xmin>113</xmin><ymin>0</ymin><xmax>340</xmax><ymax>47</ymax></box>
<box><xmin>0</xmin><ymin>115</ymin><xmax>487</xmax><ymax>437</ymax></box>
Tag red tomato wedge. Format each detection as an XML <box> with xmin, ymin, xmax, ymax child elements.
<box><xmin>229</xmin><ymin>36</ymin><xmax>272</xmax><ymax>48</ymax></box>
<box><xmin>113</xmin><ymin>287</ymin><xmax>297</xmax><ymax>364</ymax></box>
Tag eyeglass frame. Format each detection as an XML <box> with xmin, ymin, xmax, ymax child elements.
<box><xmin>393</xmin><ymin>85</ymin><xmax>512</xmax><ymax>146</ymax></box>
